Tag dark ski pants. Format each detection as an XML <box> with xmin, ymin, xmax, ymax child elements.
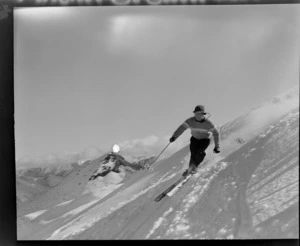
<box><xmin>189</xmin><ymin>137</ymin><xmax>210</xmax><ymax>168</ymax></box>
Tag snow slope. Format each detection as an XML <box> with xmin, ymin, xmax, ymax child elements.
<box><xmin>17</xmin><ymin>86</ymin><xmax>299</xmax><ymax>240</ymax></box>
<box><xmin>16</xmin><ymin>177</ymin><xmax>48</xmax><ymax>204</ymax></box>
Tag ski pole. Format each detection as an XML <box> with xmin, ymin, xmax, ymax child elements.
<box><xmin>147</xmin><ymin>142</ymin><xmax>171</xmax><ymax>171</ymax></box>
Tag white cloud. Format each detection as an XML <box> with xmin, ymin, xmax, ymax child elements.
<box><xmin>80</xmin><ymin>146</ymin><xmax>104</xmax><ymax>161</ymax></box>
<box><xmin>247</xmin><ymin>86</ymin><xmax>299</xmax><ymax>132</ymax></box>
<box><xmin>106</xmin><ymin>15</ymin><xmax>198</xmax><ymax>58</ymax></box>
<box><xmin>142</xmin><ymin>135</ymin><xmax>159</xmax><ymax>146</ymax></box>
<box><xmin>16</xmin><ymin>146</ymin><xmax>104</xmax><ymax>169</ymax></box>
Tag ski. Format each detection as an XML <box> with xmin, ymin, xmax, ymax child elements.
<box><xmin>166</xmin><ymin>173</ymin><xmax>193</xmax><ymax>197</ymax></box>
<box><xmin>154</xmin><ymin>171</ymin><xmax>193</xmax><ymax>202</ymax></box>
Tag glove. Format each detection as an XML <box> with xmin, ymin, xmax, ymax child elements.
<box><xmin>169</xmin><ymin>136</ymin><xmax>177</xmax><ymax>143</ymax></box>
<box><xmin>145</xmin><ymin>163</ymin><xmax>154</xmax><ymax>171</ymax></box>
<box><xmin>213</xmin><ymin>146</ymin><xmax>220</xmax><ymax>153</ymax></box>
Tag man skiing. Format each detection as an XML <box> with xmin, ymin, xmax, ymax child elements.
<box><xmin>169</xmin><ymin>105</ymin><xmax>220</xmax><ymax>175</ymax></box>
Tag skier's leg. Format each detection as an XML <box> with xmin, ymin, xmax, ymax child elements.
<box><xmin>181</xmin><ymin>137</ymin><xmax>198</xmax><ymax>176</ymax></box>
<box><xmin>194</xmin><ymin>152</ymin><xmax>206</xmax><ymax>167</ymax></box>
<box><xmin>194</xmin><ymin>138</ymin><xmax>210</xmax><ymax>168</ymax></box>
<box><xmin>189</xmin><ymin>137</ymin><xmax>198</xmax><ymax>169</ymax></box>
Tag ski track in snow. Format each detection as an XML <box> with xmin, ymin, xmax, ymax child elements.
<box><xmin>55</xmin><ymin>199</ymin><xmax>74</xmax><ymax>207</ymax></box>
<box><xmin>60</xmin><ymin>199</ymin><xmax>100</xmax><ymax>218</ymax></box>
<box><xmin>145</xmin><ymin>207</ymin><xmax>174</xmax><ymax>239</ymax></box>
<box><xmin>83</xmin><ymin>183</ymin><xmax>124</xmax><ymax>199</ymax></box>
<box><xmin>40</xmin><ymin>218</ymin><xmax>59</xmax><ymax>225</ymax></box>
<box><xmin>248</xmin><ymin>164</ymin><xmax>299</xmax><ymax>227</ymax></box>
<box><xmin>165</xmin><ymin>161</ymin><xmax>230</xmax><ymax>238</ymax></box>
<box><xmin>145</xmin><ymin>160</ymin><xmax>230</xmax><ymax>239</ymax></box>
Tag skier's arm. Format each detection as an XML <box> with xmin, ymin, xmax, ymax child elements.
<box><xmin>171</xmin><ymin>122</ymin><xmax>189</xmax><ymax>139</ymax></box>
<box><xmin>210</xmin><ymin>127</ymin><xmax>220</xmax><ymax>147</ymax></box>
<box><xmin>208</xmin><ymin>122</ymin><xmax>220</xmax><ymax>147</ymax></box>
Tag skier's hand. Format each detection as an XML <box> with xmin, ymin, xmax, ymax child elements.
<box><xmin>169</xmin><ymin>136</ymin><xmax>176</xmax><ymax>143</ymax></box>
<box><xmin>145</xmin><ymin>163</ymin><xmax>154</xmax><ymax>171</ymax></box>
<box><xmin>213</xmin><ymin>146</ymin><xmax>220</xmax><ymax>154</ymax></box>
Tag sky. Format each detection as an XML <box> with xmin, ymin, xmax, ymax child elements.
<box><xmin>14</xmin><ymin>5</ymin><xmax>299</xmax><ymax>167</ymax></box>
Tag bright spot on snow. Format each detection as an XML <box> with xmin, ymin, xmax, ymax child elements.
<box><xmin>146</xmin><ymin>208</ymin><xmax>174</xmax><ymax>239</ymax></box>
<box><xmin>55</xmin><ymin>199</ymin><xmax>74</xmax><ymax>207</ymax></box>
<box><xmin>255</xmin><ymin>227</ymin><xmax>262</xmax><ymax>233</ymax></box>
<box><xmin>262</xmin><ymin>203</ymin><xmax>269</xmax><ymax>209</ymax></box>
<box><xmin>40</xmin><ymin>218</ymin><xmax>58</xmax><ymax>225</ymax></box>
<box><xmin>282</xmin><ymin>223</ymin><xmax>290</xmax><ymax>231</ymax></box>
<box><xmin>61</xmin><ymin>199</ymin><xmax>100</xmax><ymax>218</ymax></box>
<box><xmin>146</xmin><ymin>217</ymin><xmax>164</xmax><ymax>239</ymax></box>
<box><xmin>24</xmin><ymin>210</ymin><xmax>47</xmax><ymax>220</ymax></box>
<box><xmin>219</xmin><ymin>228</ymin><xmax>227</xmax><ymax>234</ymax></box>
<box><xmin>112</xmin><ymin>144</ymin><xmax>120</xmax><ymax>153</ymax></box>
<box><xmin>176</xmin><ymin>224</ymin><xmax>190</xmax><ymax>232</ymax></box>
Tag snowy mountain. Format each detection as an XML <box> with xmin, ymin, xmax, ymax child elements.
<box><xmin>16</xmin><ymin>176</ymin><xmax>49</xmax><ymax>205</ymax></box>
<box><xmin>16</xmin><ymin>162</ymin><xmax>79</xmax><ymax>178</ymax></box>
<box><xmin>16</xmin><ymin>86</ymin><xmax>299</xmax><ymax>239</ymax></box>
<box><xmin>15</xmin><ymin>152</ymin><xmax>153</xmax><ymax>205</ymax></box>
<box><xmin>16</xmin><ymin>162</ymin><xmax>81</xmax><ymax>204</ymax></box>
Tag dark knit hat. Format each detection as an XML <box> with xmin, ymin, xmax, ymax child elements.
<box><xmin>193</xmin><ymin>105</ymin><xmax>206</xmax><ymax>113</ymax></box>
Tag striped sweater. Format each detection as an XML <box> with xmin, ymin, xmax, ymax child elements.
<box><xmin>172</xmin><ymin>117</ymin><xmax>220</xmax><ymax>147</ymax></box>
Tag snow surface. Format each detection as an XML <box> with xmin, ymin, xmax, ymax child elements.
<box><xmin>17</xmin><ymin>87</ymin><xmax>299</xmax><ymax>239</ymax></box>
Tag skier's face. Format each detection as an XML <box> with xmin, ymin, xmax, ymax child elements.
<box><xmin>194</xmin><ymin>112</ymin><xmax>205</xmax><ymax>121</ymax></box>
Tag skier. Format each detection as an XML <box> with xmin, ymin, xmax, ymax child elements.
<box><xmin>169</xmin><ymin>105</ymin><xmax>220</xmax><ymax>175</ymax></box>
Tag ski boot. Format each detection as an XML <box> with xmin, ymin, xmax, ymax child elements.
<box><xmin>190</xmin><ymin>165</ymin><xmax>198</xmax><ymax>174</ymax></box>
<box><xmin>182</xmin><ymin>169</ymin><xmax>189</xmax><ymax>177</ymax></box>
<box><xmin>182</xmin><ymin>164</ymin><xmax>197</xmax><ymax>177</ymax></box>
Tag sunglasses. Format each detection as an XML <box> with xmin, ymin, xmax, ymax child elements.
<box><xmin>194</xmin><ymin>112</ymin><xmax>206</xmax><ymax>116</ymax></box>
